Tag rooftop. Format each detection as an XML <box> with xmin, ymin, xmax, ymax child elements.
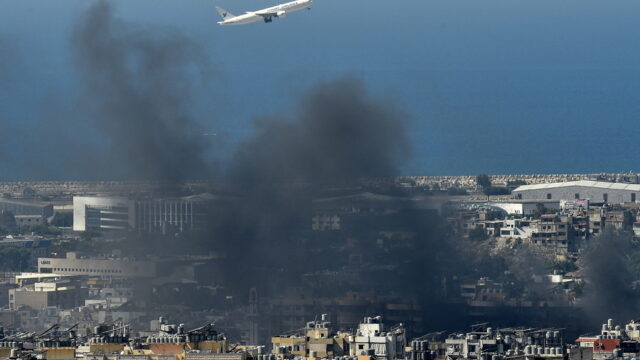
<box><xmin>514</xmin><ymin>181</ymin><xmax>640</xmax><ymax>192</ymax></box>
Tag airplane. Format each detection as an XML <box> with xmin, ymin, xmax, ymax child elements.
<box><xmin>215</xmin><ymin>0</ymin><xmax>313</xmax><ymax>25</ymax></box>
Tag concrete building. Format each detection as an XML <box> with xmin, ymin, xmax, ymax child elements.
<box><xmin>529</xmin><ymin>215</ymin><xmax>570</xmax><ymax>255</ymax></box>
<box><xmin>134</xmin><ymin>193</ymin><xmax>217</xmax><ymax>234</ymax></box>
<box><xmin>497</xmin><ymin>218</ymin><xmax>534</xmax><ymax>240</ymax></box>
<box><xmin>15</xmin><ymin>215</ymin><xmax>46</xmax><ymax>227</ymax></box>
<box><xmin>37</xmin><ymin>252</ymin><xmax>156</xmax><ymax>278</ymax></box>
<box><xmin>272</xmin><ymin>315</ymin><xmax>349</xmax><ymax>359</ymax></box>
<box><xmin>489</xmin><ymin>200</ymin><xmax>560</xmax><ymax>216</ymax></box>
<box><xmin>446</xmin><ymin>326</ymin><xmax>564</xmax><ymax>360</ymax></box>
<box><xmin>513</xmin><ymin>181</ymin><xmax>640</xmax><ymax>204</ymax></box>
<box><xmin>9</xmin><ymin>279</ymin><xmax>87</xmax><ymax>310</ymax></box>
<box><xmin>575</xmin><ymin>318</ymin><xmax>640</xmax><ymax>359</ymax></box>
<box><xmin>74</xmin><ymin>194</ymin><xmax>217</xmax><ymax>233</ymax></box>
<box><xmin>73</xmin><ymin>196</ymin><xmax>134</xmax><ymax>231</ymax></box>
<box><xmin>0</xmin><ymin>198</ymin><xmax>53</xmax><ymax>217</ymax></box>
<box><xmin>349</xmin><ymin>316</ymin><xmax>406</xmax><ymax>360</ymax></box>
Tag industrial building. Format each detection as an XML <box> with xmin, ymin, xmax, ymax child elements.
<box><xmin>513</xmin><ymin>181</ymin><xmax>640</xmax><ymax>204</ymax></box>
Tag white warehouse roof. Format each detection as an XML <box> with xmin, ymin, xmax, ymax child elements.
<box><xmin>514</xmin><ymin>180</ymin><xmax>640</xmax><ymax>192</ymax></box>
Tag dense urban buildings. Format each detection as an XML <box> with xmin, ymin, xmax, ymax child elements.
<box><xmin>0</xmin><ymin>175</ymin><xmax>639</xmax><ymax>359</ymax></box>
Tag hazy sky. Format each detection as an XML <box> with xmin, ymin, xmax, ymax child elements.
<box><xmin>1</xmin><ymin>0</ymin><xmax>640</xmax><ymax>179</ymax></box>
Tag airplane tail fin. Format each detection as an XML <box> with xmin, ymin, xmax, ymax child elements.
<box><xmin>215</xmin><ymin>6</ymin><xmax>234</xmax><ymax>20</ymax></box>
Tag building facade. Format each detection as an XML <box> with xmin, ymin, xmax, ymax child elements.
<box><xmin>513</xmin><ymin>181</ymin><xmax>640</xmax><ymax>204</ymax></box>
<box><xmin>73</xmin><ymin>194</ymin><xmax>217</xmax><ymax>233</ymax></box>
<box><xmin>37</xmin><ymin>252</ymin><xmax>156</xmax><ymax>278</ymax></box>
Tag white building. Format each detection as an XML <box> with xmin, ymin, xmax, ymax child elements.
<box><xmin>497</xmin><ymin>218</ymin><xmax>534</xmax><ymax>239</ymax></box>
<box><xmin>349</xmin><ymin>316</ymin><xmax>406</xmax><ymax>360</ymax></box>
<box><xmin>38</xmin><ymin>252</ymin><xmax>156</xmax><ymax>278</ymax></box>
<box><xmin>489</xmin><ymin>200</ymin><xmax>560</xmax><ymax>216</ymax></box>
<box><xmin>73</xmin><ymin>196</ymin><xmax>135</xmax><ymax>231</ymax></box>
<box><xmin>513</xmin><ymin>181</ymin><xmax>640</xmax><ymax>204</ymax></box>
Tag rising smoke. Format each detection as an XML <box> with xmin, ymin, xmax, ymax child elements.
<box><xmin>201</xmin><ymin>77</ymin><xmax>414</xmax><ymax>293</ymax></box>
<box><xmin>69</xmin><ymin>1</ymin><xmax>545</xmax><ymax>335</ymax></box>
<box><xmin>228</xmin><ymin>78</ymin><xmax>410</xmax><ymax>185</ymax></box>
<box><xmin>72</xmin><ymin>0</ymin><xmax>211</xmax><ymax>181</ymax></box>
<box><xmin>73</xmin><ymin>0</ymin><xmax>422</xmax><ymax>298</ymax></box>
<box><xmin>581</xmin><ymin>228</ymin><xmax>640</xmax><ymax>325</ymax></box>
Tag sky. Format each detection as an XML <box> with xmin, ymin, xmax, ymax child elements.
<box><xmin>1</xmin><ymin>0</ymin><xmax>640</xmax><ymax>179</ymax></box>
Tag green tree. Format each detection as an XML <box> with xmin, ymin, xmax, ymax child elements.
<box><xmin>0</xmin><ymin>211</ymin><xmax>18</xmax><ymax>234</ymax></box>
<box><xmin>0</xmin><ymin>246</ymin><xmax>32</xmax><ymax>271</ymax></box>
<box><xmin>476</xmin><ymin>174</ymin><xmax>492</xmax><ymax>189</ymax></box>
<box><xmin>549</xmin><ymin>259</ymin><xmax>578</xmax><ymax>274</ymax></box>
<box><xmin>0</xmin><ymin>211</ymin><xmax>16</xmax><ymax>232</ymax></box>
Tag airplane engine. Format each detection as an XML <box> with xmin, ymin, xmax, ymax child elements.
<box><xmin>276</xmin><ymin>10</ymin><xmax>286</xmax><ymax>17</ymax></box>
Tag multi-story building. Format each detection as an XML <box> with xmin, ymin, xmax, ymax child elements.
<box><xmin>9</xmin><ymin>279</ymin><xmax>87</xmax><ymax>310</ymax></box>
<box><xmin>272</xmin><ymin>315</ymin><xmax>349</xmax><ymax>359</ymax></box>
<box><xmin>528</xmin><ymin>215</ymin><xmax>570</xmax><ymax>255</ymax></box>
<box><xmin>349</xmin><ymin>316</ymin><xmax>406</xmax><ymax>360</ymax></box>
<box><xmin>73</xmin><ymin>194</ymin><xmax>218</xmax><ymax>233</ymax></box>
<box><xmin>37</xmin><ymin>252</ymin><xmax>156</xmax><ymax>278</ymax></box>
<box><xmin>446</xmin><ymin>326</ymin><xmax>565</xmax><ymax>360</ymax></box>
<box><xmin>73</xmin><ymin>196</ymin><xmax>134</xmax><ymax>231</ymax></box>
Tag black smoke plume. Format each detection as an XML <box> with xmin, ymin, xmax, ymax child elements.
<box><xmin>72</xmin><ymin>1</ymin><xmax>471</xmax><ymax>334</ymax></box>
<box><xmin>72</xmin><ymin>0</ymin><xmax>210</xmax><ymax>181</ymax></box>
<box><xmin>203</xmin><ymin>77</ymin><xmax>413</xmax><ymax>290</ymax></box>
<box><xmin>581</xmin><ymin>228</ymin><xmax>640</xmax><ymax>325</ymax></box>
<box><xmin>228</xmin><ymin>78</ymin><xmax>410</xmax><ymax>185</ymax></box>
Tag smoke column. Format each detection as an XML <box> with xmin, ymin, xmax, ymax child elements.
<box><xmin>70</xmin><ymin>1</ymin><xmax>475</xmax><ymax>332</ymax></box>
<box><xmin>581</xmin><ymin>228</ymin><xmax>640</xmax><ymax>325</ymax></box>
<box><xmin>228</xmin><ymin>77</ymin><xmax>410</xmax><ymax>185</ymax></box>
<box><xmin>72</xmin><ymin>0</ymin><xmax>210</xmax><ymax>181</ymax></box>
<box><xmin>200</xmin><ymin>77</ymin><xmax>412</xmax><ymax>290</ymax></box>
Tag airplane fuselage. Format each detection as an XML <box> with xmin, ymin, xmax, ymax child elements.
<box><xmin>218</xmin><ymin>0</ymin><xmax>312</xmax><ymax>25</ymax></box>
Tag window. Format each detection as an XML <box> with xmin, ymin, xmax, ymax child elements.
<box><xmin>603</xmin><ymin>193</ymin><xmax>608</xmax><ymax>202</ymax></box>
<box><xmin>517</xmin><ymin>194</ymin><xmax>522</xmax><ymax>199</ymax></box>
<box><xmin>632</xmin><ymin>193</ymin><xmax>636</xmax><ymax>202</ymax></box>
<box><xmin>547</xmin><ymin>193</ymin><xmax>552</xmax><ymax>199</ymax></box>
<box><xmin>575</xmin><ymin>193</ymin><xmax>580</xmax><ymax>199</ymax></box>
